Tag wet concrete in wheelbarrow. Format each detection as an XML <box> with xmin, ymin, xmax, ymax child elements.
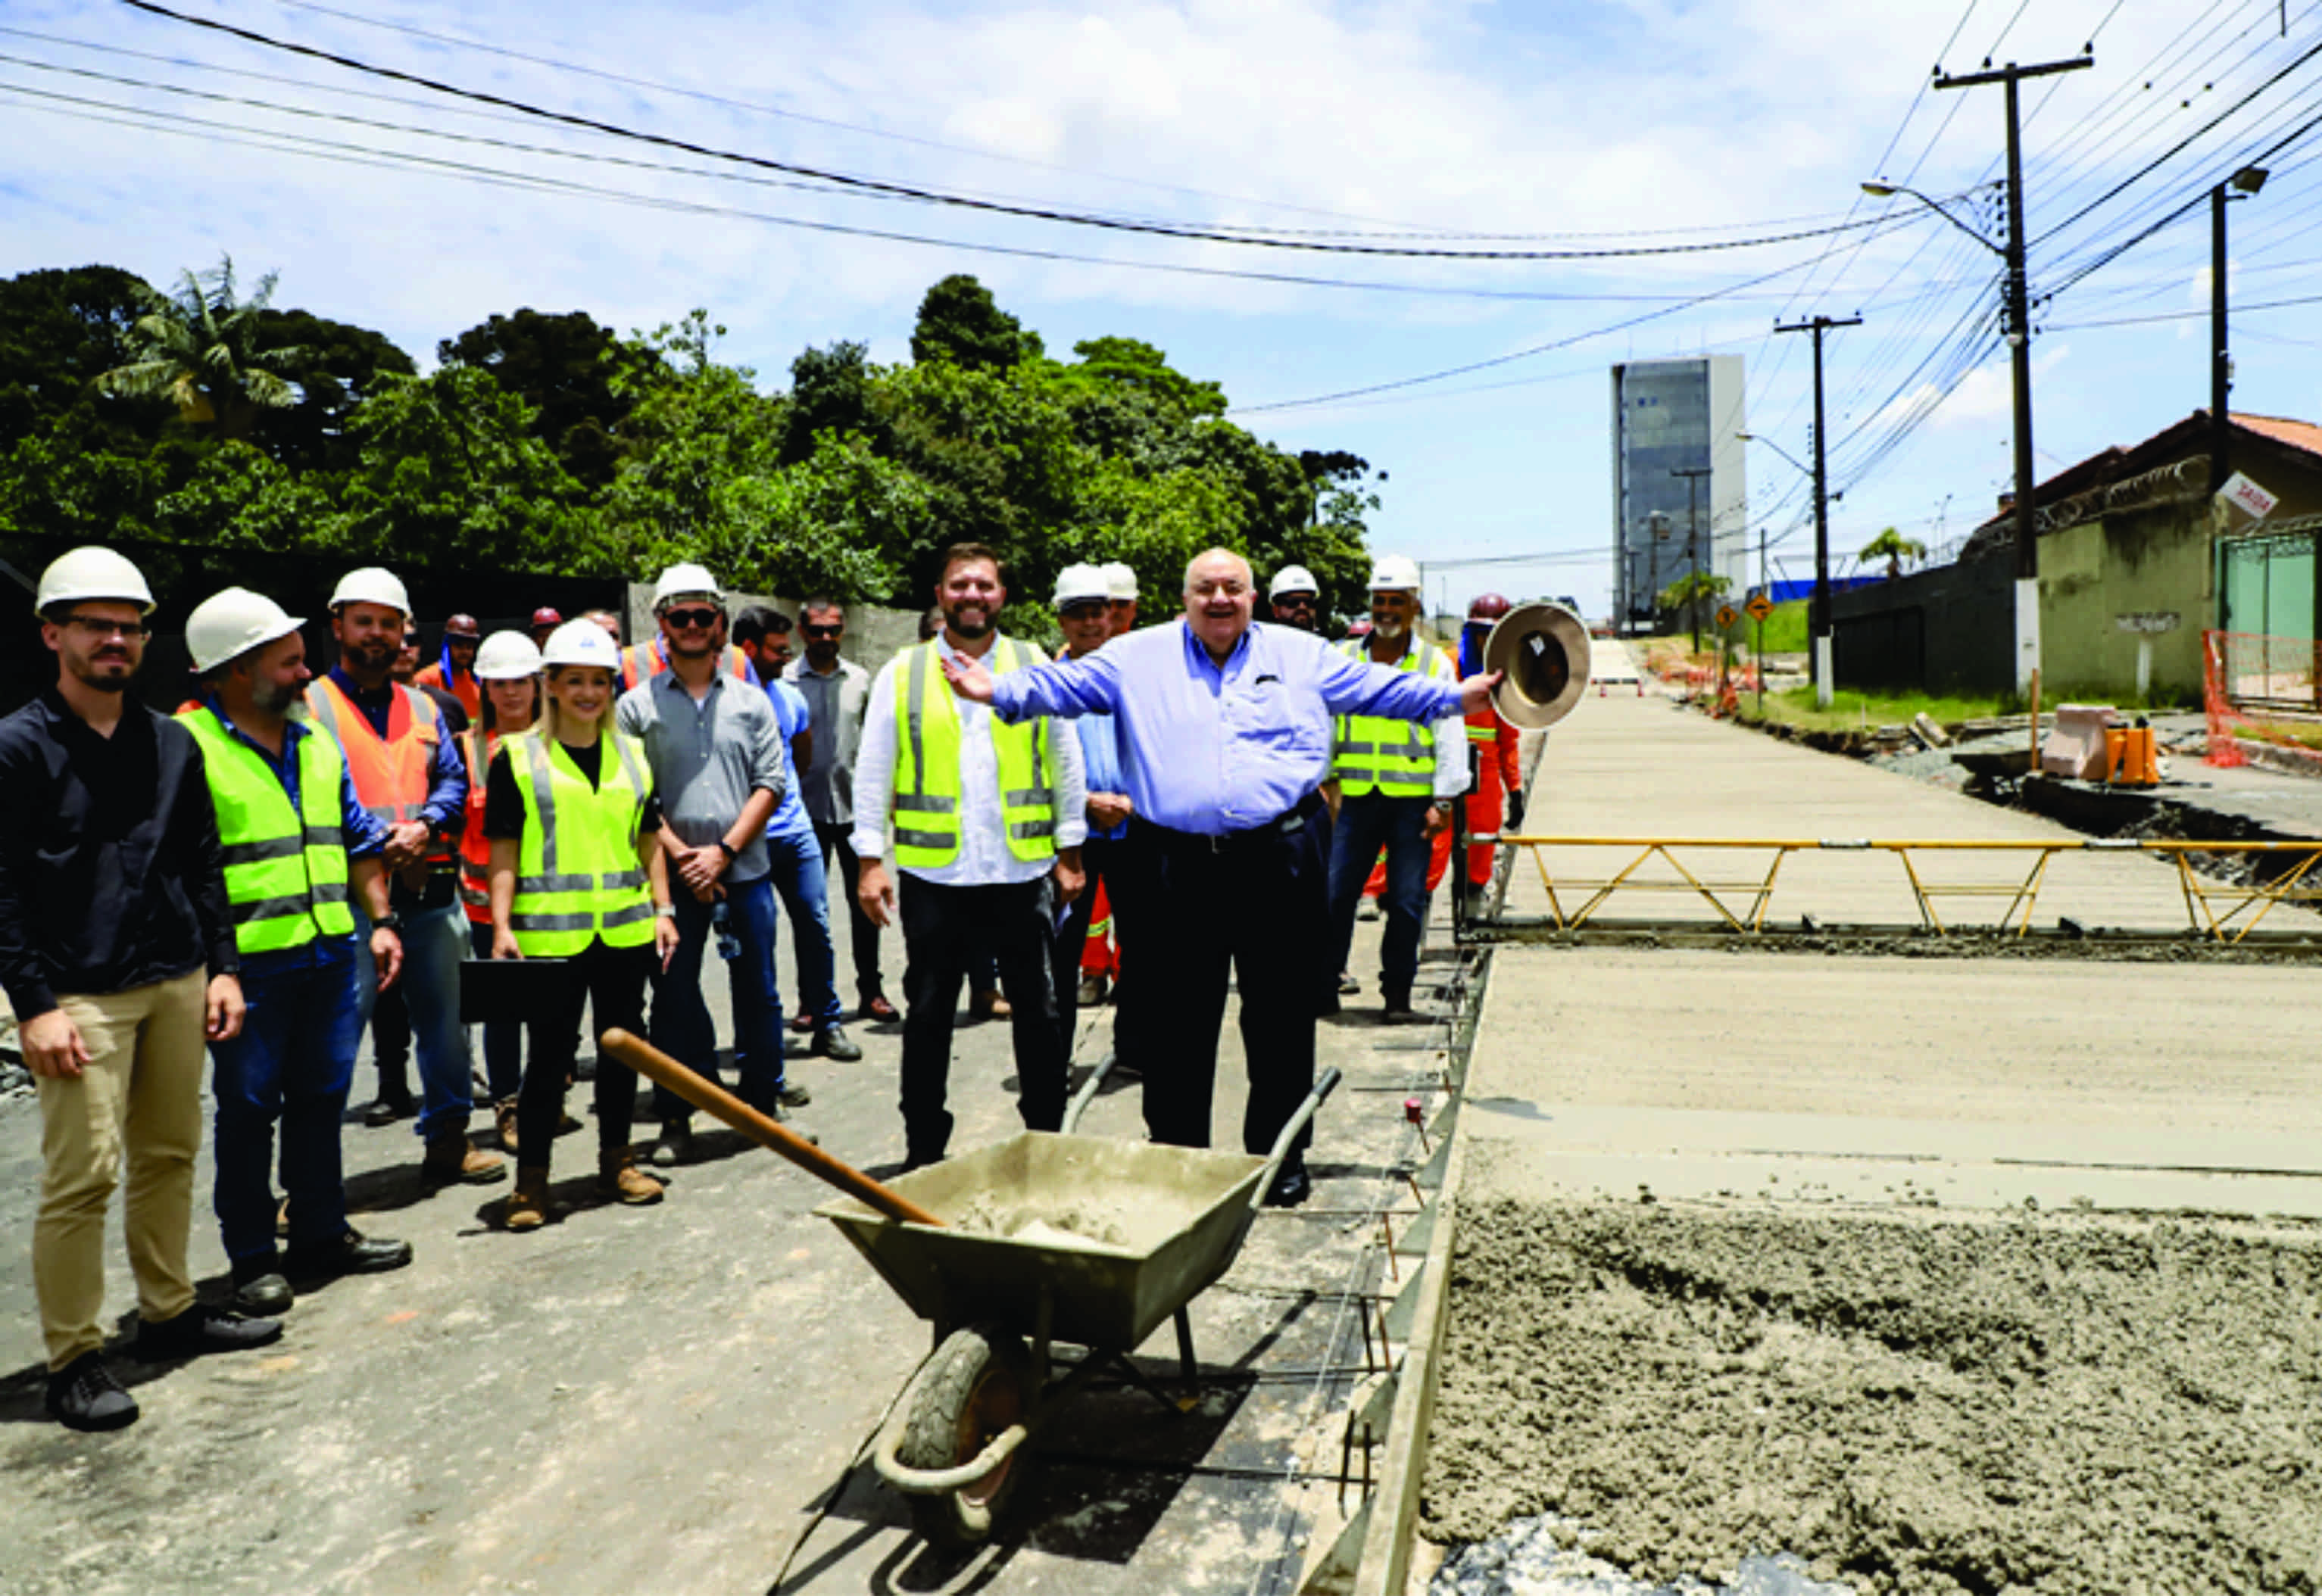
<box><xmin>1421</xmin><ymin>1199</ymin><xmax>2322</xmax><ymax>1596</ymax></box>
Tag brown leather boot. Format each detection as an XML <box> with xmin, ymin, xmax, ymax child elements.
<box><xmin>597</xmin><ymin>1148</ymin><xmax>665</xmax><ymax>1206</ymax></box>
<box><xmin>503</xmin><ymin>1165</ymin><xmax>551</xmax><ymax>1231</ymax></box>
<box><xmin>423</xmin><ymin>1132</ymin><xmax>507</xmax><ymax>1186</ymax></box>
<box><xmin>495</xmin><ymin>1097</ymin><xmax>521</xmax><ymax>1155</ymax></box>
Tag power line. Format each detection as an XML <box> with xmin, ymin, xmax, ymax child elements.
<box><xmin>117</xmin><ymin>0</ymin><xmax>1921</xmax><ymax>263</ymax></box>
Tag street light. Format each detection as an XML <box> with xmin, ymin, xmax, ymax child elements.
<box><xmin>2212</xmin><ymin>164</ymin><xmax>2268</xmax><ymax>491</ymax></box>
<box><xmin>1736</xmin><ymin>431</ymin><xmax>1808</xmax><ymax>477</ymax></box>
<box><xmin>1863</xmin><ymin>176</ymin><xmax>2043</xmax><ymax>697</ymax></box>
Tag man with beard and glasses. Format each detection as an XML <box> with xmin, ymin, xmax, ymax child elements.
<box><xmin>1</xmin><ymin>549</ymin><xmax>276</xmax><ymax>1432</ymax></box>
<box><xmin>1321</xmin><ymin>556</ymin><xmax>1467</xmax><ymax>1021</ymax></box>
<box><xmin>1268</xmin><ymin>565</ymin><xmax>1324</xmax><ymax>633</ymax></box>
<box><xmin>179</xmin><ymin>588</ymin><xmax>415</xmax><ymax>1318</ymax></box>
<box><xmin>942</xmin><ymin>549</ymin><xmax>1497</xmax><ymax>1208</ymax></box>
<box><xmin>853</xmin><ymin>544</ymin><xmax>1085</xmax><ymax>1171</ymax></box>
<box><xmin>307</xmin><ymin>569</ymin><xmax>501</xmax><ymax>1186</ymax></box>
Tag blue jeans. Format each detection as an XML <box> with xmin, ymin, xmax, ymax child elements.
<box><xmin>354</xmin><ymin>902</ymin><xmax>474</xmax><ymax>1141</ymax></box>
<box><xmin>467</xmin><ymin>920</ymin><xmax>524</xmax><ymax>1101</ymax></box>
<box><xmin>766</xmin><ymin>823</ymin><xmax>840</xmax><ymax>1029</ymax></box>
<box><xmin>1326</xmin><ymin>793</ymin><xmax>1434</xmax><ymax>1002</ymax></box>
<box><xmin>210</xmin><ymin>939</ymin><xmax>365</xmax><ymax>1265</ymax></box>
<box><xmin>651</xmin><ymin>872</ymin><xmax>785</xmax><ymax>1120</ymax></box>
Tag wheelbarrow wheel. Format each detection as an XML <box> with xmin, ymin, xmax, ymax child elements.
<box><xmin>897</xmin><ymin>1322</ymin><xmax>1033</xmax><ymax>1548</ymax></box>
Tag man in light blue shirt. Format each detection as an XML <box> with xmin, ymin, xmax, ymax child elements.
<box><xmin>947</xmin><ymin>548</ymin><xmax>1497</xmax><ymax>1206</ymax></box>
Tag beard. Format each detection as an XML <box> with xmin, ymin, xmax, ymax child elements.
<box><xmin>72</xmin><ymin>653</ymin><xmax>135</xmax><ymax>693</ymax></box>
<box><xmin>943</xmin><ymin>604</ymin><xmax>994</xmax><ymax>640</ymax></box>
<box><xmin>1371</xmin><ymin>613</ymin><xmax>1410</xmax><ymax>641</ymax></box>
<box><xmin>252</xmin><ymin>675</ymin><xmax>304</xmax><ymax>715</ymax></box>
<box><xmin>342</xmin><ymin>636</ymin><xmax>395</xmax><ymax>673</ymax></box>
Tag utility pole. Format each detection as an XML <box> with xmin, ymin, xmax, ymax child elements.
<box><xmin>1645</xmin><ymin>512</ymin><xmax>1670</xmax><ymax>635</ymax></box>
<box><xmin>1672</xmin><ymin>466</ymin><xmax>1712</xmax><ymax>654</ymax></box>
<box><xmin>1756</xmin><ymin>525</ymin><xmax>1768</xmax><ymax>717</ymax></box>
<box><xmin>2212</xmin><ymin>165</ymin><xmax>2271</xmax><ymax>492</ymax></box>
<box><xmin>1774</xmin><ymin>314</ymin><xmax>1861</xmax><ymax>708</ymax></box>
<box><xmin>1935</xmin><ymin>51</ymin><xmax>2093</xmax><ymax>697</ymax></box>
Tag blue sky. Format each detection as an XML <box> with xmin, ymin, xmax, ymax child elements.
<box><xmin>5</xmin><ymin>0</ymin><xmax>2318</xmax><ymax>619</ymax></box>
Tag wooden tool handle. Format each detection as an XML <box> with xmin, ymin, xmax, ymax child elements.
<box><xmin>598</xmin><ymin>1028</ymin><xmax>944</xmax><ymax>1227</ymax></box>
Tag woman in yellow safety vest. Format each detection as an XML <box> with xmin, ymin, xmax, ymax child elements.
<box><xmin>458</xmin><ymin>631</ymin><xmax>543</xmax><ymax>1152</ymax></box>
<box><xmin>485</xmin><ymin>621</ymin><xmax>681</xmax><ymax>1231</ymax></box>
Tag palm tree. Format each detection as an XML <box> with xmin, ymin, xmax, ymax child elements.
<box><xmin>1859</xmin><ymin>526</ymin><xmax>1928</xmax><ymax>580</ymax></box>
<box><xmin>1656</xmin><ymin>569</ymin><xmax>1731</xmax><ymax>655</ymax></box>
<box><xmin>97</xmin><ymin>257</ymin><xmax>304</xmax><ymax>441</ymax></box>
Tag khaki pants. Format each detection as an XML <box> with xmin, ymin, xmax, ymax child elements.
<box><xmin>33</xmin><ymin>968</ymin><xmax>208</xmax><ymax>1370</ymax></box>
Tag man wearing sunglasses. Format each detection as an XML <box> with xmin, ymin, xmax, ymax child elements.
<box><xmin>2</xmin><ymin>547</ymin><xmax>276</xmax><ymax>1432</ymax></box>
<box><xmin>1269</xmin><ymin>566</ymin><xmax>1324</xmax><ymax>634</ymax></box>
<box><xmin>616</xmin><ymin>566</ymin><xmax>806</xmax><ymax>1165</ymax></box>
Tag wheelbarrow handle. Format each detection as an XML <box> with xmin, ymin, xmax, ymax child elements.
<box><xmin>1060</xmin><ymin>1049</ymin><xmax>1119</xmax><ymax>1135</ymax></box>
<box><xmin>1249</xmin><ymin>1067</ymin><xmax>1343</xmax><ymax>1214</ymax></box>
<box><xmin>598</xmin><ymin>1028</ymin><xmax>944</xmax><ymax>1228</ymax></box>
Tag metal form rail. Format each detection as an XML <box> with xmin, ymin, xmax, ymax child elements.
<box><xmin>1451</xmin><ymin>834</ymin><xmax>2322</xmax><ymax>944</ymax></box>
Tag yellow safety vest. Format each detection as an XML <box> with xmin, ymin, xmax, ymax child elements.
<box><xmin>1332</xmin><ymin>637</ymin><xmax>1453</xmax><ymax>799</ymax></box>
<box><xmin>178</xmin><ymin>706</ymin><xmax>355</xmax><ymax>955</ymax></box>
<box><xmin>891</xmin><ymin>637</ymin><xmax>1056</xmax><ymax>870</ymax></box>
<box><xmin>505</xmin><ymin>731</ymin><xmax>657</xmax><ymax>957</ymax></box>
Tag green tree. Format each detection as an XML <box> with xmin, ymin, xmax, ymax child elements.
<box><xmin>1656</xmin><ymin>569</ymin><xmax>1731</xmax><ymax>654</ymax></box>
<box><xmin>96</xmin><ymin>257</ymin><xmax>307</xmax><ymax>441</ymax></box>
<box><xmin>438</xmin><ymin>307</ymin><xmax>645</xmax><ymax>485</ymax></box>
<box><xmin>249</xmin><ymin>307</ymin><xmax>416</xmax><ymax>472</ymax></box>
<box><xmin>0</xmin><ymin>264</ymin><xmax>167</xmax><ymax>450</ymax></box>
<box><xmin>910</xmin><ymin>274</ymin><xmax>1043</xmax><ymax>372</ymax></box>
<box><xmin>779</xmin><ymin>339</ymin><xmax>881</xmax><ymax>467</ymax></box>
<box><xmin>1859</xmin><ymin>526</ymin><xmax>1927</xmax><ymax>579</ymax></box>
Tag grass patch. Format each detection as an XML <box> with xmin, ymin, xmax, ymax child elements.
<box><xmin>1739</xmin><ymin>684</ymin><xmax>2010</xmax><ymax>732</ymax></box>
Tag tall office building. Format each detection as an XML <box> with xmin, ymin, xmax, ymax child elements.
<box><xmin>1611</xmin><ymin>357</ymin><xmax>1747</xmax><ymax>632</ymax></box>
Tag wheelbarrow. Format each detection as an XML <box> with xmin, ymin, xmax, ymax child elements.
<box><xmin>598</xmin><ymin>1029</ymin><xmax>1340</xmax><ymax>1548</ymax></box>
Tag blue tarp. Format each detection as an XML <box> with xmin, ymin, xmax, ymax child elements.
<box><xmin>1759</xmin><ymin>578</ymin><xmax>1884</xmax><ymax>604</ymax></box>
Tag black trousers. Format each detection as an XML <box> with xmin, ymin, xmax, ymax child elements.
<box><xmin>518</xmin><ymin>939</ymin><xmax>653</xmax><ymax>1170</ymax></box>
<box><xmin>1132</xmin><ymin>793</ymin><xmax>1330</xmax><ymax>1165</ymax></box>
<box><xmin>1051</xmin><ymin>833</ymin><xmax>1148</xmax><ymax>1062</ymax></box>
<box><xmin>815</xmin><ymin>821</ymin><xmax>887</xmax><ymax>1001</ymax></box>
<box><xmin>370</xmin><ymin>975</ymin><xmax>410</xmax><ymax>1099</ymax></box>
<box><xmin>898</xmin><ymin>874</ymin><xmax>1067</xmax><ymax>1162</ymax></box>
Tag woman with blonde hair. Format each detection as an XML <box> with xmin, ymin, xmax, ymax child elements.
<box><xmin>485</xmin><ymin>622</ymin><xmax>679</xmax><ymax>1230</ymax></box>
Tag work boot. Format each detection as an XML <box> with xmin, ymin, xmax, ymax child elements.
<box><xmin>503</xmin><ymin>1165</ymin><xmax>551</xmax><ymax>1231</ymax></box>
<box><xmin>598</xmin><ymin>1148</ymin><xmax>666</xmax><ymax>1206</ymax></box>
<box><xmin>45</xmin><ymin>1353</ymin><xmax>138</xmax><ymax>1432</ymax></box>
<box><xmin>495</xmin><ymin>1097</ymin><xmax>521</xmax><ymax>1155</ymax></box>
<box><xmin>422</xmin><ymin>1132</ymin><xmax>507</xmax><ymax>1186</ymax></box>
<box><xmin>810</xmin><ymin>1024</ymin><xmax>863</xmax><ymax>1062</ymax></box>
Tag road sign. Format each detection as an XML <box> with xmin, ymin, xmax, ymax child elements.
<box><xmin>1745</xmin><ymin>593</ymin><xmax>1774</xmax><ymax>622</ymax></box>
<box><xmin>1715</xmin><ymin>603</ymin><xmax>1739</xmax><ymax>630</ymax></box>
<box><xmin>2218</xmin><ymin>472</ymin><xmax>2278</xmax><ymax>521</ymax></box>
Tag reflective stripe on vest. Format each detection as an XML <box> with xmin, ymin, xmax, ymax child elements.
<box><xmin>1333</xmin><ymin>637</ymin><xmax>1450</xmax><ymax>798</ymax></box>
<box><xmin>891</xmin><ymin>637</ymin><xmax>1056</xmax><ymax>869</ymax></box>
<box><xmin>506</xmin><ymin>731</ymin><xmax>655</xmax><ymax>957</ymax></box>
<box><xmin>178</xmin><ymin>706</ymin><xmax>354</xmax><ymax>955</ymax></box>
<box><xmin>304</xmin><ymin>676</ymin><xmax>446</xmax><ymax>853</ymax></box>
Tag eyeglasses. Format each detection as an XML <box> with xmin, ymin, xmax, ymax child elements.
<box><xmin>1059</xmin><ymin>603</ymin><xmax>1108</xmax><ymax>621</ymax></box>
<box><xmin>64</xmin><ymin>616</ymin><xmax>149</xmax><ymax>640</ymax></box>
<box><xmin>801</xmin><ymin>622</ymin><xmax>842</xmax><ymax>638</ymax></box>
<box><xmin>663</xmin><ymin>607</ymin><xmax>720</xmax><ymax>630</ymax></box>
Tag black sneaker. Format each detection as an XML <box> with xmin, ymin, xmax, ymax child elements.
<box><xmin>648</xmin><ymin>1117</ymin><xmax>694</xmax><ymax>1167</ymax></box>
<box><xmin>283</xmin><ymin>1230</ymin><xmax>413</xmax><ymax>1283</ymax></box>
<box><xmin>134</xmin><ymin>1302</ymin><xmax>284</xmax><ymax>1361</ymax></box>
<box><xmin>1262</xmin><ymin>1164</ymin><xmax>1313</xmax><ymax>1209</ymax></box>
<box><xmin>46</xmin><ymin>1353</ymin><xmax>138</xmax><ymax>1432</ymax></box>
<box><xmin>810</xmin><ymin>1024</ymin><xmax>863</xmax><ymax>1062</ymax></box>
<box><xmin>229</xmin><ymin>1257</ymin><xmax>295</xmax><ymax>1317</ymax></box>
<box><xmin>360</xmin><ymin>1091</ymin><xmax>414</xmax><ymax>1128</ymax></box>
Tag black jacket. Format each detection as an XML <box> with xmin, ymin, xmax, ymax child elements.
<box><xmin>0</xmin><ymin>690</ymin><xmax>238</xmax><ymax>1018</ymax></box>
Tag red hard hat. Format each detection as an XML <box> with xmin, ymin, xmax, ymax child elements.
<box><xmin>1467</xmin><ymin>592</ymin><xmax>1512</xmax><ymax>622</ymax></box>
<box><xmin>530</xmin><ymin>606</ymin><xmax>563</xmax><ymax>629</ymax></box>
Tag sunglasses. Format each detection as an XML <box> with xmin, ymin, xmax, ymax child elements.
<box><xmin>801</xmin><ymin>622</ymin><xmax>842</xmax><ymax>639</ymax></box>
<box><xmin>1059</xmin><ymin>602</ymin><xmax>1109</xmax><ymax>621</ymax></box>
<box><xmin>663</xmin><ymin>607</ymin><xmax>720</xmax><ymax>629</ymax></box>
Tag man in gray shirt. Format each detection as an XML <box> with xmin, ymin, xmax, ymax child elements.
<box><xmin>615</xmin><ymin>566</ymin><xmax>802</xmax><ymax>1162</ymax></box>
<box><xmin>780</xmin><ymin>597</ymin><xmax>891</xmax><ymax>1022</ymax></box>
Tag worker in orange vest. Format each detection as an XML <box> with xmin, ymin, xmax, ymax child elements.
<box><xmin>1458</xmin><ymin>594</ymin><xmax>1525</xmax><ymax>887</ymax></box>
<box><xmin>619</xmin><ymin>567</ymin><xmax>757</xmax><ymax>691</ymax></box>
<box><xmin>307</xmin><ymin>567</ymin><xmax>504</xmax><ymax>1187</ymax></box>
<box><xmin>414</xmin><ymin>613</ymin><xmax>483</xmax><ymax>721</ymax></box>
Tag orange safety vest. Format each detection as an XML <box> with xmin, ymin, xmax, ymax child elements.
<box><xmin>620</xmin><ymin>639</ymin><xmax>753</xmax><ymax>693</ymax></box>
<box><xmin>415</xmin><ymin>662</ymin><xmax>482</xmax><ymax>722</ymax></box>
<box><xmin>456</xmin><ymin>725</ymin><xmax>501</xmax><ymax>923</ymax></box>
<box><xmin>305</xmin><ymin>675</ymin><xmax>451</xmax><ymax>864</ymax></box>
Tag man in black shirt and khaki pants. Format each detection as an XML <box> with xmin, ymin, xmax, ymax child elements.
<box><xmin>0</xmin><ymin>547</ymin><xmax>283</xmax><ymax>1432</ymax></box>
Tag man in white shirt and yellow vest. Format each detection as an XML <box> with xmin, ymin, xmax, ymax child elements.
<box><xmin>854</xmin><ymin>543</ymin><xmax>1086</xmax><ymax>1170</ymax></box>
<box><xmin>1325</xmin><ymin>556</ymin><xmax>1468</xmax><ymax>1020</ymax></box>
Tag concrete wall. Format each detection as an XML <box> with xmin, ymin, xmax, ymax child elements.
<box><xmin>623</xmin><ymin>584</ymin><xmax>924</xmax><ymax>673</ymax></box>
<box><xmin>1830</xmin><ymin>553</ymin><xmax>2015</xmax><ymax>696</ymax></box>
<box><xmin>2037</xmin><ymin>500</ymin><xmax>2211</xmax><ymax>700</ymax></box>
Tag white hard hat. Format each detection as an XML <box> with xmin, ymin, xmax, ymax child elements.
<box><xmin>1269</xmin><ymin>564</ymin><xmax>1319</xmax><ymax>600</ymax></box>
<box><xmin>1367</xmin><ymin>554</ymin><xmax>1422</xmax><ymax>592</ymax></box>
<box><xmin>329</xmin><ymin>566</ymin><xmax>411</xmax><ymax>616</ymax></box>
<box><xmin>1053</xmin><ymin>563</ymin><xmax>1111</xmax><ymax>609</ymax></box>
<box><xmin>36</xmin><ymin>546</ymin><xmax>154</xmax><ymax>617</ymax></box>
<box><xmin>1100</xmin><ymin>562</ymin><xmax>1138</xmax><ymax>601</ymax></box>
<box><xmin>185</xmin><ymin>588</ymin><xmax>304</xmax><ymax>675</ymax></box>
<box><xmin>473</xmin><ymin>630</ymin><xmax>545</xmax><ymax>681</ymax></box>
<box><xmin>541</xmin><ymin>619</ymin><xmax>621</xmax><ymax>672</ymax></box>
<box><xmin>651</xmin><ymin>562</ymin><xmax>722</xmax><ymax>611</ymax></box>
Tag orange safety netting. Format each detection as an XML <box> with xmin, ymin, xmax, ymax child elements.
<box><xmin>2203</xmin><ymin>628</ymin><xmax>2322</xmax><ymax>767</ymax></box>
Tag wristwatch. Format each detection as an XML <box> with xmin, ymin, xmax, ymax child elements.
<box><xmin>373</xmin><ymin>912</ymin><xmax>404</xmax><ymax>933</ymax></box>
<box><xmin>716</xmin><ymin>839</ymin><xmax>738</xmax><ymax>863</ymax></box>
